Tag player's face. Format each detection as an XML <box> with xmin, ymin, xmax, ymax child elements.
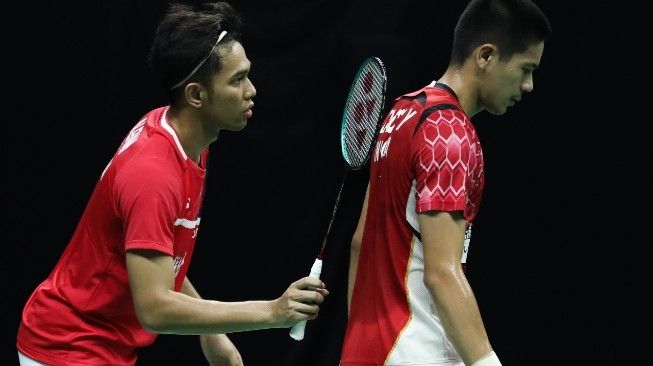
<box><xmin>482</xmin><ymin>41</ymin><xmax>544</xmax><ymax>115</ymax></box>
<box><xmin>205</xmin><ymin>41</ymin><xmax>256</xmax><ymax>131</ymax></box>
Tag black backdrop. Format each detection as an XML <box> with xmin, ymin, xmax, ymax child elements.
<box><xmin>3</xmin><ymin>1</ymin><xmax>644</xmax><ymax>365</ymax></box>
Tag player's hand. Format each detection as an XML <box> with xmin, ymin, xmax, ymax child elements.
<box><xmin>270</xmin><ymin>277</ymin><xmax>329</xmax><ymax>328</ymax></box>
<box><xmin>201</xmin><ymin>334</ymin><xmax>243</xmax><ymax>366</ymax></box>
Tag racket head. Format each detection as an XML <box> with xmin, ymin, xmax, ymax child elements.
<box><xmin>340</xmin><ymin>56</ymin><xmax>387</xmax><ymax>170</ymax></box>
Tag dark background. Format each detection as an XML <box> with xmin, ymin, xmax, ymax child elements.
<box><xmin>3</xmin><ymin>0</ymin><xmax>644</xmax><ymax>365</ymax></box>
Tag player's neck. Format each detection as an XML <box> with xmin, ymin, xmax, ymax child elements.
<box><xmin>438</xmin><ymin>67</ymin><xmax>480</xmax><ymax>118</ymax></box>
<box><xmin>166</xmin><ymin>108</ymin><xmax>205</xmax><ymax>163</ymax></box>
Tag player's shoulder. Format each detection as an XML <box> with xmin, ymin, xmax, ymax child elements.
<box><xmin>113</xmin><ymin>132</ymin><xmax>182</xmax><ymax>179</ymax></box>
<box><xmin>395</xmin><ymin>82</ymin><xmax>460</xmax><ymax>108</ymax></box>
<box><xmin>112</xmin><ymin>145</ymin><xmax>182</xmax><ymax>196</ymax></box>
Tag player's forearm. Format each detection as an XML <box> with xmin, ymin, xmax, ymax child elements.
<box><xmin>347</xmin><ymin>243</ymin><xmax>360</xmax><ymax>314</ymax></box>
<box><xmin>139</xmin><ymin>290</ymin><xmax>278</xmax><ymax>335</ymax></box>
<box><xmin>180</xmin><ymin>277</ymin><xmax>201</xmax><ymax>298</ymax></box>
<box><xmin>424</xmin><ymin>269</ymin><xmax>493</xmax><ymax>365</ymax></box>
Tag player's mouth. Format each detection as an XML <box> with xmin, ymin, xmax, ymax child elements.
<box><xmin>244</xmin><ymin>103</ymin><xmax>254</xmax><ymax>119</ymax></box>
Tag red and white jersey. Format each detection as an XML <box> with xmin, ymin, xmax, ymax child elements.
<box><xmin>17</xmin><ymin>106</ymin><xmax>208</xmax><ymax>366</ymax></box>
<box><xmin>340</xmin><ymin>82</ymin><xmax>484</xmax><ymax>366</ymax></box>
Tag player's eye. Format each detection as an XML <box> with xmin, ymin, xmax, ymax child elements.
<box><xmin>231</xmin><ymin>74</ymin><xmax>247</xmax><ymax>86</ymax></box>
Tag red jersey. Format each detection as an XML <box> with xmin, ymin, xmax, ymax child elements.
<box><xmin>17</xmin><ymin>107</ymin><xmax>207</xmax><ymax>366</ymax></box>
<box><xmin>340</xmin><ymin>82</ymin><xmax>484</xmax><ymax>365</ymax></box>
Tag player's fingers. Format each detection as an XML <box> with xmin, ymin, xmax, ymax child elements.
<box><xmin>294</xmin><ymin>277</ymin><xmax>326</xmax><ymax>290</ymax></box>
<box><xmin>287</xmin><ymin>288</ymin><xmax>323</xmax><ymax>306</ymax></box>
<box><xmin>293</xmin><ymin>302</ymin><xmax>320</xmax><ymax>317</ymax></box>
<box><xmin>295</xmin><ymin>289</ymin><xmax>326</xmax><ymax>305</ymax></box>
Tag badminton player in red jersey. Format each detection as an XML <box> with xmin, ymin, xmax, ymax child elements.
<box><xmin>16</xmin><ymin>2</ymin><xmax>328</xmax><ymax>366</ymax></box>
<box><xmin>340</xmin><ymin>1</ymin><xmax>550</xmax><ymax>365</ymax></box>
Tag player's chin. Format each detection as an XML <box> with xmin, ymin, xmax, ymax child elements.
<box><xmin>487</xmin><ymin>105</ymin><xmax>508</xmax><ymax>116</ymax></box>
<box><xmin>228</xmin><ymin>118</ymin><xmax>248</xmax><ymax>131</ymax></box>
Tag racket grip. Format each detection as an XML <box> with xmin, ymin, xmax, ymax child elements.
<box><xmin>289</xmin><ymin>258</ymin><xmax>323</xmax><ymax>341</ymax></box>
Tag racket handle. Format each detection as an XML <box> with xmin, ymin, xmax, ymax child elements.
<box><xmin>289</xmin><ymin>258</ymin><xmax>323</xmax><ymax>341</ymax></box>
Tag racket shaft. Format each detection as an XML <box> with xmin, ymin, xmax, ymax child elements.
<box><xmin>322</xmin><ymin>174</ymin><xmax>347</xmax><ymax>246</ymax></box>
<box><xmin>289</xmin><ymin>258</ymin><xmax>323</xmax><ymax>340</ymax></box>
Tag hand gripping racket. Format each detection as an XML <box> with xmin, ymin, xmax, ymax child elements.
<box><xmin>289</xmin><ymin>56</ymin><xmax>387</xmax><ymax>340</ymax></box>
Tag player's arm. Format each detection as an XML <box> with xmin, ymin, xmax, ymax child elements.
<box><xmin>126</xmin><ymin>249</ymin><xmax>327</xmax><ymax>335</ymax></box>
<box><xmin>180</xmin><ymin>277</ymin><xmax>243</xmax><ymax>366</ymax></box>
<box><xmin>418</xmin><ymin>210</ymin><xmax>493</xmax><ymax>365</ymax></box>
<box><xmin>348</xmin><ymin>183</ymin><xmax>369</xmax><ymax>314</ymax></box>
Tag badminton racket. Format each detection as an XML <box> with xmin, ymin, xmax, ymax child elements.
<box><xmin>289</xmin><ymin>56</ymin><xmax>387</xmax><ymax>340</ymax></box>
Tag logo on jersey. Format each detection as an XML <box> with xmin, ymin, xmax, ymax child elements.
<box><xmin>173</xmin><ymin>252</ymin><xmax>186</xmax><ymax>277</ymax></box>
<box><xmin>373</xmin><ymin>107</ymin><xmax>417</xmax><ymax>162</ymax></box>
<box><xmin>118</xmin><ymin>118</ymin><xmax>147</xmax><ymax>155</ymax></box>
<box><xmin>461</xmin><ymin>224</ymin><xmax>472</xmax><ymax>264</ymax></box>
<box><xmin>100</xmin><ymin>118</ymin><xmax>147</xmax><ymax>180</ymax></box>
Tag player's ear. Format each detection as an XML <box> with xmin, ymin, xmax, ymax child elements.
<box><xmin>476</xmin><ymin>44</ymin><xmax>496</xmax><ymax>70</ymax></box>
<box><xmin>184</xmin><ymin>82</ymin><xmax>205</xmax><ymax>108</ymax></box>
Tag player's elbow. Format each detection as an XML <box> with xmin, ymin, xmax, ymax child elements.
<box><xmin>132</xmin><ymin>299</ymin><xmax>171</xmax><ymax>333</ymax></box>
<box><xmin>423</xmin><ymin>264</ymin><xmax>458</xmax><ymax>292</ymax></box>
<box><xmin>134</xmin><ymin>307</ymin><xmax>164</xmax><ymax>333</ymax></box>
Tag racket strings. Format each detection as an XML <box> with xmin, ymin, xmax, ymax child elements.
<box><xmin>342</xmin><ymin>65</ymin><xmax>385</xmax><ymax>169</ymax></box>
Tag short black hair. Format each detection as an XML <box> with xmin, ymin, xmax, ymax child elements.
<box><xmin>149</xmin><ymin>2</ymin><xmax>243</xmax><ymax>102</ymax></box>
<box><xmin>450</xmin><ymin>0</ymin><xmax>551</xmax><ymax>65</ymax></box>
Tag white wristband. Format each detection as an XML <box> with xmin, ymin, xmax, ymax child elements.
<box><xmin>470</xmin><ymin>351</ymin><xmax>501</xmax><ymax>366</ymax></box>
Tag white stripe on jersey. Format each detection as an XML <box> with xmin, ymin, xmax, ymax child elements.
<box><xmin>174</xmin><ymin>217</ymin><xmax>201</xmax><ymax>229</ymax></box>
<box><xmin>160</xmin><ymin>108</ymin><xmax>188</xmax><ymax>161</ymax></box>
<box><xmin>406</xmin><ymin>180</ymin><xmax>473</xmax><ymax>264</ymax></box>
<box><xmin>406</xmin><ymin>180</ymin><xmax>419</xmax><ymax>234</ymax></box>
<box><xmin>385</xmin><ymin>187</ymin><xmax>461</xmax><ymax>365</ymax></box>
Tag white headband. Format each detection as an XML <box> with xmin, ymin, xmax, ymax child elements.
<box><xmin>170</xmin><ymin>30</ymin><xmax>228</xmax><ymax>90</ymax></box>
